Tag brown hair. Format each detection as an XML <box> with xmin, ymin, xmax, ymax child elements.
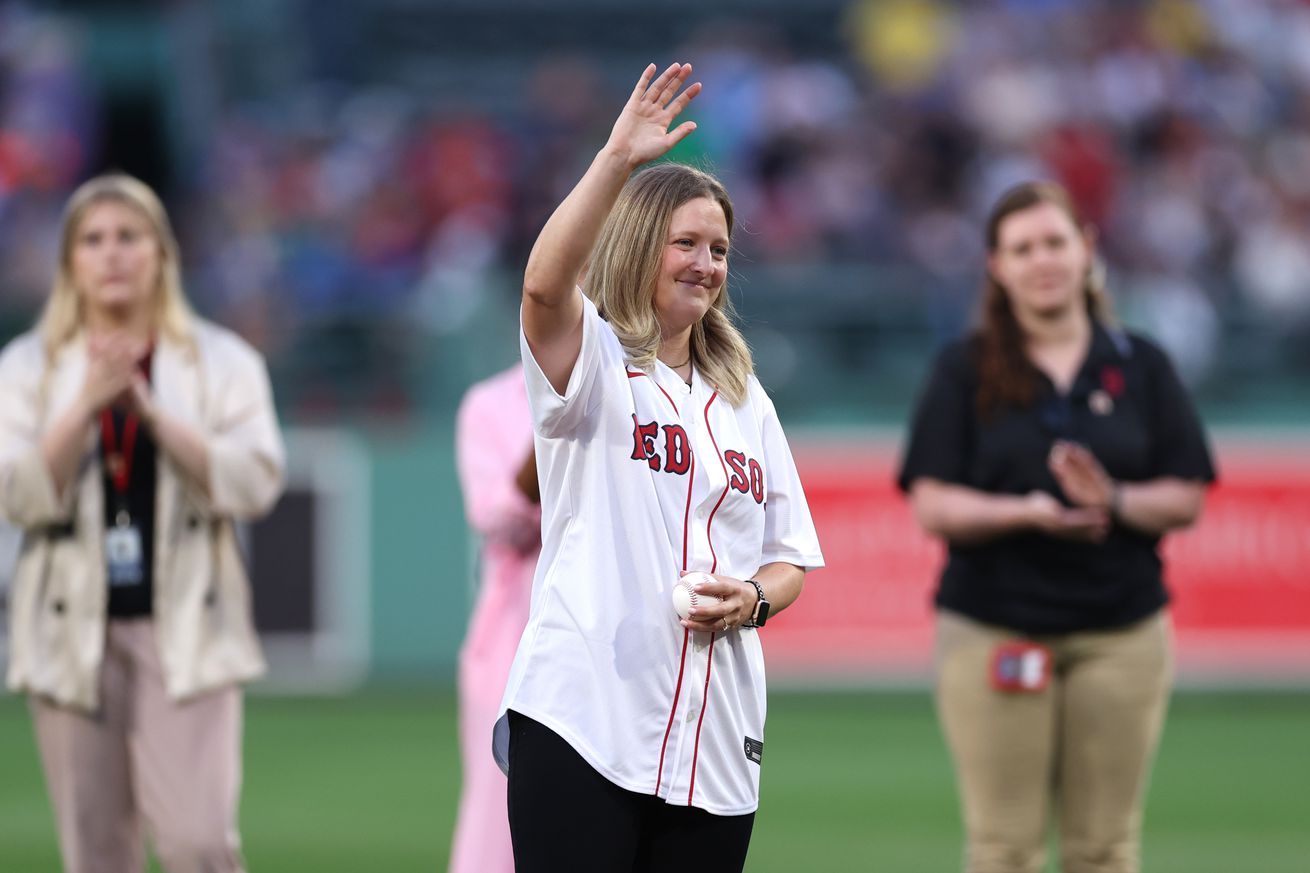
<box><xmin>585</xmin><ymin>163</ymin><xmax>753</xmax><ymax>406</ymax></box>
<box><xmin>39</xmin><ymin>173</ymin><xmax>195</xmax><ymax>357</ymax></box>
<box><xmin>974</xmin><ymin>180</ymin><xmax>1113</xmax><ymax>418</ymax></box>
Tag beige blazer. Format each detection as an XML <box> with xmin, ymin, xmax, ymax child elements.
<box><xmin>0</xmin><ymin>319</ymin><xmax>286</xmax><ymax>711</ymax></box>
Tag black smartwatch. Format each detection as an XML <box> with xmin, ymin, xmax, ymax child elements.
<box><xmin>744</xmin><ymin>579</ymin><xmax>770</xmax><ymax>628</ymax></box>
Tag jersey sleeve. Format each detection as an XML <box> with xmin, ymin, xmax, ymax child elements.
<box><xmin>1137</xmin><ymin>337</ymin><xmax>1217</xmax><ymax>482</ymax></box>
<box><xmin>896</xmin><ymin>342</ymin><xmax>975</xmax><ymax>492</ymax></box>
<box><xmin>519</xmin><ymin>291</ymin><xmax>612</xmax><ymax>439</ymax></box>
<box><xmin>755</xmin><ymin>383</ymin><xmax>825</xmax><ymax>571</ymax></box>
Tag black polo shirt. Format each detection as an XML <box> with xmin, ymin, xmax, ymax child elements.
<box><xmin>897</xmin><ymin>323</ymin><xmax>1216</xmax><ymax>634</ymax></box>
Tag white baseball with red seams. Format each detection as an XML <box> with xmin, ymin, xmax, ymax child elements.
<box><xmin>493</xmin><ymin>291</ymin><xmax>824</xmax><ymax>816</ymax></box>
<box><xmin>672</xmin><ymin>572</ymin><xmax>721</xmax><ymax>620</ymax></box>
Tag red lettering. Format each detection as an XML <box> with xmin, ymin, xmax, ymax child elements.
<box><xmin>749</xmin><ymin>459</ymin><xmax>765</xmax><ymax>504</ymax></box>
<box><xmin>631</xmin><ymin>416</ymin><xmax>660</xmax><ymax>471</ymax></box>
<box><xmin>725</xmin><ymin>450</ymin><xmax>749</xmax><ymax>493</ymax></box>
<box><xmin>663</xmin><ymin>425</ymin><xmax>691</xmax><ymax>475</ymax></box>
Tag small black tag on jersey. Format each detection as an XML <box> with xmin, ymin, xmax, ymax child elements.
<box><xmin>744</xmin><ymin>736</ymin><xmax>764</xmax><ymax>765</ymax></box>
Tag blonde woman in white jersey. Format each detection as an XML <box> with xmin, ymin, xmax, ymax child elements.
<box><xmin>493</xmin><ymin>63</ymin><xmax>825</xmax><ymax>873</ymax></box>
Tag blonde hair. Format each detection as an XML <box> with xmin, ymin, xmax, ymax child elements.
<box><xmin>585</xmin><ymin>163</ymin><xmax>754</xmax><ymax>406</ymax></box>
<box><xmin>38</xmin><ymin>173</ymin><xmax>195</xmax><ymax>356</ymax></box>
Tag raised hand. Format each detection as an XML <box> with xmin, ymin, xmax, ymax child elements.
<box><xmin>1048</xmin><ymin>440</ymin><xmax>1115</xmax><ymax>511</ymax></box>
<box><xmin>605</xmin><ymin>63</ymin><xmax>701</xmax><ymax>168</ymax></box>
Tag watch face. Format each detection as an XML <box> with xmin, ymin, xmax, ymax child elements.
<box><xmin>756</xmin><ymin>600</ymin><xmax>771</xmax><ymax>627</ymax></box>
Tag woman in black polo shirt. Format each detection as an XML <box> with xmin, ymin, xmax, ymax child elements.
<box><xmin>898</xmin><ymin>181</ymin><xmax>1214</xmax><ymax>873</ymax></box>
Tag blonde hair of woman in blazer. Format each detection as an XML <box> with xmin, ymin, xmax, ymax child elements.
<box><xmin>0</xmin><ymin>173</ymin><xmax>286</xmax><ymax>873</ymax></box>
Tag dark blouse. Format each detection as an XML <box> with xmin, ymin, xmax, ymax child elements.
<box><xmin>897</xmin><ymin>324</ymin><xmax>1216</xmax><ymax>634</ymax></box>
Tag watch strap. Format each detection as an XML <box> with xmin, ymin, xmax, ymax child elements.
<box><xmin>745</xmin><ymin>579</ymin><xmax>769</xmax><ymax>628</ymax></box>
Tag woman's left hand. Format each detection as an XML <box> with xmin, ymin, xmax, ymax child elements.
<box><xmin>679</xmin><ymin>572</ymin><xmax>757</xmax><ymax>634</ymax></box>
<box><xmin>1049</xmin><ymin>440</ymin><xmax>1114</xmax><ymax>511</ymax></box>
<box><xmin>123</xmin><ymin>373</ymin><xmax>158</xmax><ymax>432</ymax></box>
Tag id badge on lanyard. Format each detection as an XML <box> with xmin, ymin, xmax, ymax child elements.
<box><xmin>990</xmin><ymin>641</ymin><xmax>1052</xmax><ymax>693</ymax></box>
<box><xmin>102</xmin><ymin>410</ymin><xmax>145</xmax><ymax>587</ymax></box>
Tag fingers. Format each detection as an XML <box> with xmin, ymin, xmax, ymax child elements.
<box><xmin>129</xmin><ymin>373</ymin><xmax>151</xmax><ymax>401</ymax></box>
<box><xmin>680</xmin><ymin>573</ymin><xmax>750</xmax><ymax>630</ymax></box>
<box><xmin>680</xmin><ymin>612</ymin><xmax>743</xmax><ymax>633</ymax></box>
<box><xmin>1061</xmin><ymin>507</ymin><xmax>1108</xmax><ymax>526</ymax></box>
<box><xmin>689</xmin><ymin>574</ymin><xmax>744</xmax><ymax>601</ymax></box>
<box><xmin>88</xmin><ymin>333</ymin><xmax>146</xmax><ymax>368</ymax></box>
<box><xmin>1052</xmin><ymin>507</ymin><xmax>1110</xmax><ymax>542</ymax></box>
<box><xmin>639</xmin><ymin>62</ymin><xmax>693</xmax><ymax>109</ymax></box>
<box><xmin>1050</xmin><ymin>441</ymin><xmax>1113</xmax><ymax>511</ymax></box>
<box><xmin>1050</xmin><ymin>440</ymin><xmax>1104</xmax><ymax>477</ymax></box>
<box><xmin>665</xmin><ymin>120</ymin><xmax>698</xmax><ymax>149</ymax></box>
<box><xmin>126</xmin><ymin>376</ymin><xmax>156</xmax><ymax>425</ymax></box>
<box><xmin>629</xmin><ymin>63</ymin><xmax>658</xmax><ymax>101</ymax></box>
<box><xmin>667</xmin><ymin>80</ymin><xmax>702</xmax><ymax>117</ymax></box>
<box><xmin>636</xmin><ymin>63</ymin><xmax>679</xmax><ymax>105</ymax></box>
<box><xmin>654</xmin><ymin>63</ymin><xmax>692</xmax><ymax>107</ymax></box>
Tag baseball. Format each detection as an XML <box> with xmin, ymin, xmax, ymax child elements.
<box><xmin>672</xmin><ymin>572</ymin><xmax>721</xmax><ymax>620</ymax></box>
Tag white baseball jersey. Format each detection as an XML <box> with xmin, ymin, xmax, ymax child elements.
<box><xmin>493</xmin><ymin>292</ymin><xmax>824</xmax><ymax>816</ymax></box>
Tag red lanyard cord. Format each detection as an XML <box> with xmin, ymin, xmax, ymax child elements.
<box><xmin>100</xmin><ymin>409</ymin><xmax>140</xmax><ymax>495</ymax></box>
<box><xmin>98</xmin><ymin>347</ymin><xmax>154</xmax><ymax>496</ymax></box>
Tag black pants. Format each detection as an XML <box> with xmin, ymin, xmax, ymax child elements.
<box><xmin>506</xmin><ymin>710</ymin><xmax>756</xmax><ymax>873</ymax></box>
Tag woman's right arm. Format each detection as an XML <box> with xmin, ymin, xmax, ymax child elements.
<box><xmin>522</xmin><ymin>62</ymin><xmax>700</xmax><ymax>394</ymax></box>
<box><xmin>0</xmin><ymin>337</ymin><xmax>125</xmax><ymax>526</ymax></box>
<box><xmin>909</xmin><ymin>478</ymin><xmax>1108</xmax><ymax>546</ymax></box>
<box><xmin>39</xmin><ymin>398</ymin><xmax>95</xmax><ymax>497</ymax></box>
<box><xmin>41</xmin><ymin>334</ymin><xmax>139</xmax><ymax>497</ymax></box>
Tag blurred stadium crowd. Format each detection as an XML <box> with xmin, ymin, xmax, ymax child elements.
<box><xmin>0</xmin><ymin>0</ymin><xmax>1307</xmax><ymax>420</ymax></box>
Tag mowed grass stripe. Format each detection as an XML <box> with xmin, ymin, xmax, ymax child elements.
<box><xmin>0</xmin><ymin>691</ymin><xmax>1306</xmax><ymax>871</ymax></box>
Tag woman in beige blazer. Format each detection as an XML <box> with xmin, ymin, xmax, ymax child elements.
<box><xmin>0</xmin><ymin>173</ymin><xmax>285</xmax><ymax>873</ymax></box>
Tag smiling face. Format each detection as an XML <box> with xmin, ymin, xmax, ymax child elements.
<box><xmin>987</xmin><ymin>200</ymin><xmax>1094</xmax><ymax>321</ymax></box>
<box><xmin>69</xmin><ymin>199</ymin><xmax>162</xmax><ymax>320</ymax></box>
<box><xmin>652</xmin><ymin>196</ymin><xmax>729</xmax><ymax>338</ymax></box>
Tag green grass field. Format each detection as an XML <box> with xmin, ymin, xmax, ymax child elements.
<box><xmin>1</xmin><ymin>690</ymin><xmax>1306</xmax><ymax>871</ymax></box>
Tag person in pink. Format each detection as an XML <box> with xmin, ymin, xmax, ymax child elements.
<box><xmin>449</xmin><ymin>363</ymin><xmax>540</xmax><ymax>873</ymax></box>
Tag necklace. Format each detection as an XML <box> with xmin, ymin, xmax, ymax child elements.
<box><xmin>664</xmin><ymin>356</ymin><xmax>690</xmax><ymax>369</ymax></box>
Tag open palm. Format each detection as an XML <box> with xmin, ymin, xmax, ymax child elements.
<box><xmin>606</xmin><ymin>62</ymin><xmax>702</xmax><ymax>166</ymax></box>
<box><xmin>1049</xmin><ymin>440</ymin><xmax>1114</xmax><ymax>509</ymax></box>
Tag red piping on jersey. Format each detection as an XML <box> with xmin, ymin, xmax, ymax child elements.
<box><xmin>626</xmin><ymin>368</ymin><xmax>680</xmax><ymax>416</ymax></box>
<box><xmin>680</xmin><ymin>452</ymin><xmax>696</xmax><ymax>571</ymax></box>
<box><xmin>655</xmin><ymin>628</ymin><xmax>691</xmax><ymax>796</ymax></box>
<box><xmin>630</xmin><ymin>366</ymin><xmax>704</xmax><ymax>797</ymax></box>
<box><xmin>627</xmin><ymin>367</ymin><xmax>695</xmax><ymax>572</ymax></box>
<box><xmin>687</xmin><ymin>632</ymin><xmax>718</xmax><ymax>805</ymax></box>
<box><xmin>702</xmin><ymin>391</ymin><xmax>731</xmax><ymax>573</ymax></box>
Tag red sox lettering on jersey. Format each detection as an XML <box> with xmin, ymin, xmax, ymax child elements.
<box><xmin>631</xmin><ymin>415</ymin><xmax>764</xmax><ymax>504</ymax></box>
<box><xmin>496</xmin><ymin>292</ymin><xmax>824</xmax><ymax>816</ymax></box>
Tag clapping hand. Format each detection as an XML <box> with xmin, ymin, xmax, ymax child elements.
<box><xmin>1048</xmin><ymin>440</ymin><xmax>1115</xmax><ymax>511</ymax></box>
<box><xmin>82</xmin><ymin>333</ymin><xmax>146</xmax><ymax>414</ymax></box>
<box><xmin>605</xmin><ymin>63</ymin><xmax>701</xmax><ymax>168</ymax></box>
<box><xmin>1023</xmin><ymin>491</ymin><xmax>1109</xmax><ymax>543</ymax></box>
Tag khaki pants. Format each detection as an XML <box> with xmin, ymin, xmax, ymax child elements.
<box><xmin>29</xmin><ymin>619</ymin><xmax>247</xmax><ymax>873</ymax></box>
<box><xmin>935</xmin><ymin>610</ymin><xmax>1172</xmax><ymax>873</ymax></box>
